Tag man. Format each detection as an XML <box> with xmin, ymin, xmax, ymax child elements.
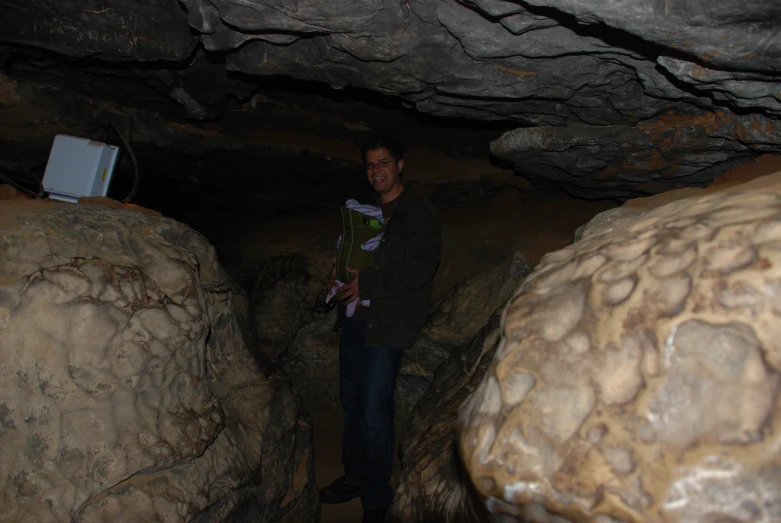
<box><xmin>320</xmin><ymin>133</ymin><xmax>442</xmax><ymax>523</ymax></box>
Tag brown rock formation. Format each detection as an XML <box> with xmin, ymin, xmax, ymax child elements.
<box><xmin>459</xmin><ymin>172</ymin><xmax>781</xmax><ymax>521</ymax></box>
<box><xmin>0</xmin><ymin>199</ymin><xmax>315</xmax><ymax>522</ymax></box>
<box><xmin>390</xmin><ymin>315</ymin><xmax>501</xmax><ymax>523</ymax></box>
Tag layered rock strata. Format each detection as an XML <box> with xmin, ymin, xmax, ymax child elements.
<box><xmin>3</xmin><ymin>0</ymin><xmax>781</xmax><ymax>196</ymax></box>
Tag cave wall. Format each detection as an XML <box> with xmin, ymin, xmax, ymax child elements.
<box><xmin>1</xmin><ymin>0</ymin><xmax>781</xmax><ymax>200</ymax></box>
<box><xmin>0</xmin><ymin>62</ymin><xmax>522</xmax><ymax>225</ymax></box>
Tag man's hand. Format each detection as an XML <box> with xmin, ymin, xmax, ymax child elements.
<box><xmin>337</xmin><ymin>267</ymin><xmax>360</xmax><ymax>304</ymax></box>
<box><xmin>328</xmin><ymin>257</ymin><xmax>337</xmax><ymax>291</ymax></box>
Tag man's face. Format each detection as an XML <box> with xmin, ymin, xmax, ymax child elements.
<box><xmin>365</xmin><ymin>147</ymin><xmax>404</xmax><ymax>197</ymax></box>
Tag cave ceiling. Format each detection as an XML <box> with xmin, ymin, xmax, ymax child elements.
<box><xmin>1</xmin><ymin>0</ymin><xmax>781</xmax><ymax>202</ymax></box>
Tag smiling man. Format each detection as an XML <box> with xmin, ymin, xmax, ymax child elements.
<box><xmin>320</xmin><ymin>133</ymin><xmax>442</xmax><ymax>523</ymax></box>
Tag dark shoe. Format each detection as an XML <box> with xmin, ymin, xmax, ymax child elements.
<box><xmin>319</xmin><ymin>475</ymin><xmax>360</xmax><ymax>504</ymax></box>
<box><xmin>362</xmin><ymin>509</ymin><xmax>388</xmax><ymax>523</ymax></box>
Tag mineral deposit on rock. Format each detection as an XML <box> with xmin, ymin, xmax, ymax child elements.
<box><xmin>0</xmin><ymin>199</ymin><xmax>315</xmax><ymax>522</ymax></box>
<box><xmin>459</xmin><ymin>173</ymin><xmax>781</xmax><ymax>522</ymax></box>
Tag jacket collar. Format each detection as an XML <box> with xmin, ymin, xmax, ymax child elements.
<box><xmin>381</xmin><ymin>184</ymin><xmax>408</xmax><ymax>207</ymax></box>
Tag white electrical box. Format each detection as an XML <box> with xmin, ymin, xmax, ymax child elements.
<box><xmin>42</xmin><ymin>135</ymin><xmax>120</xmax><ymax>203</ymax></box>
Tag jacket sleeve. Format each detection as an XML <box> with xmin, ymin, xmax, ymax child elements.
<box><xmin>359</xmin><ymin>199</ymin><xmax>442</xmax><ymax>300</ymax></box>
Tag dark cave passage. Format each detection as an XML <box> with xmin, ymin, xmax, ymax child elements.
<box><xmin>3</xmin><ymin>1</ymin><xmax>781</xmax><ymax>521</ymax></box>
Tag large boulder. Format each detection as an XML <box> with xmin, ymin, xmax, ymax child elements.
<box><xmin>0</xmin><ymin>197</ymin><xmax>315</xmax><ymax>522</ymax></box>
<box><xmin>459</xmin><ymin>173</ymin><xmax>781</xmax><ymax>521</ymax></box>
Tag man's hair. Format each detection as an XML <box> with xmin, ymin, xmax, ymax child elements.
<box><xmin>360</xmin><ymin>133</ymin><xmax>404</xmax><ymax>164</ymax></box>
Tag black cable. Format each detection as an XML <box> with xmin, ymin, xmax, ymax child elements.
<box><xmin>0</xmin><ymin>122</ymin><xmax>139</xmax><ymax>202</ymax></box>
<box><xmin>108</xmin><ymin>120</ymin><xmax>140</xmax><ymax>203</ymax></box>
<box><xmin>0</xmin><ymin>171</ymin><xmax>41</xmax><ymax>198</ymax></box>
<box><xmin>0</xmin><ymin>161</ymin><xmax>44</xmax><ymax>198</ymax></box>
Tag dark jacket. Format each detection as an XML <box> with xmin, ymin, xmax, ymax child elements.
<box><xmin>359</xmin><ymin>188</ymin><xmax>442</xmax><ymax>348</ymax></box>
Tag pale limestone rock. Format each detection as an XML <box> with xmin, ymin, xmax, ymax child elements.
<box><xmin>0</xmin><ymin>200</ymin><xmax>315</xmax><ymax>522</ymax></box>
<box><xmin>459</xmin><ymin>173</ymin><xmax>781</xmax><ymax>522</ymax></box>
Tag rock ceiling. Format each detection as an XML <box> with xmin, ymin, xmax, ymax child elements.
<box><xmin>2</xmin><ymin>0</ymin><xmax>781</xmax><ymax>198</ymax></box>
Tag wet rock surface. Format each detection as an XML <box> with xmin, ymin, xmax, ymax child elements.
<box><xmin>459</xmin><ymin>173</ymin><xmax>781</xmax><ymax>522</ymax></box>
<box><xmin>0</xmin><ymin>199</ymin><xmax>315</xmax><ymax>522</ymax></box>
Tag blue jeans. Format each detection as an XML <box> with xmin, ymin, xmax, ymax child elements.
<box><xmin>339</xmin><ymin>317</ymin><xmax>404</xmax><ymax>511</ymax></box>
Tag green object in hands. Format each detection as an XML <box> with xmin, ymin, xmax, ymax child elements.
<box><xmin>336</xmin><ymin>207</ymin><xmax>386</xmax><ymax>283</ymax></box>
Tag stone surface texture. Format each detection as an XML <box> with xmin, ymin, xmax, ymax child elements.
<box><xmin>397</xmin><ymin>252</ymin><xmax>534</xmax><ymax>418</ymax></box>
<box><xmin>248</xmin><ymin>250</ymin><xmax>333</xmax><ymax>362</ymax></box>
<box><xmin>1</xmin><ymin>1</ymin><xmax>781</xmax><ymax>196</ymax></box>
<box><xmin>0</xmin><ymin>199</ymin><xmax>316</xmax><ymax>522</ymax></box>
<box><xmin>490</xmin><ymin>112</ymin><xmax>781</xmax><ymax>198</ymax></box>
<box><xmin>388</xmin><ymin>254</ymin><xmax>533</xmax><ymax>521</ymax></box>
<box><xmin>459</xmin><ymin>172</ymin><xmax>781</xmax><ymax>522</ymax></box>
<box><xmin>390</xmin><ymin>314</ymin><xmax>502</xmax><ymax>523</ymax></box>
